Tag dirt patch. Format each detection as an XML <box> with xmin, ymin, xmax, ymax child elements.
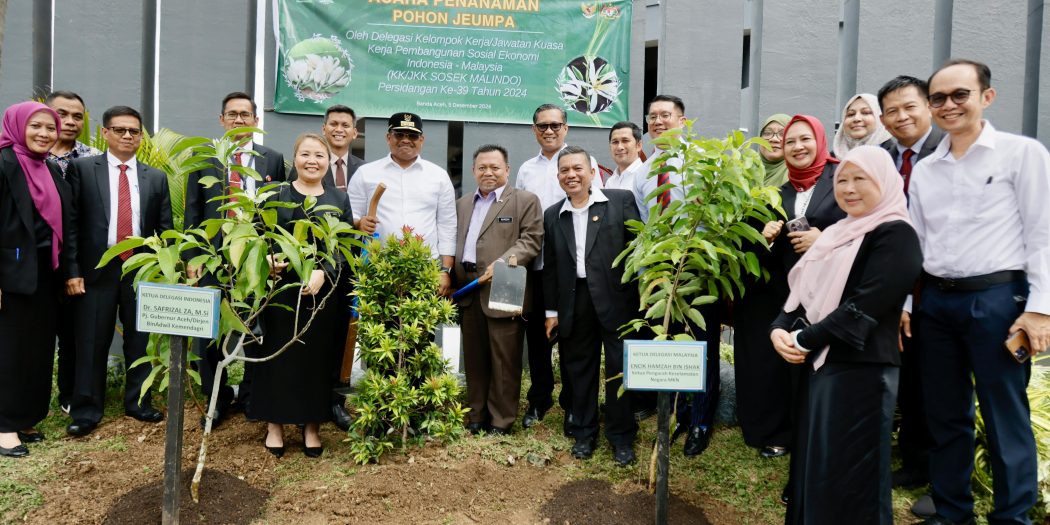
<box><xmin>103</xmin><ymin>468</ymin><xmax>267</xmax><ymax>525</ymax></box>
<box><xmin>540</xmin><ymin>478</ymin><xmax>713</xmax><ymax>525</ymax></box>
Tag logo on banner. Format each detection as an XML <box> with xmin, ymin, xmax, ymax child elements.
<box><xmin>283</xmin><ymin>35</ymin><xmax>354</xmax><ymax>103</ymax></box>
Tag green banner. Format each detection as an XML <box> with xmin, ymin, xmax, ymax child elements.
<box><xmin>274</xmin><ymin>0</ymin><xmax>632</xmax><ymax>127</ymax></box>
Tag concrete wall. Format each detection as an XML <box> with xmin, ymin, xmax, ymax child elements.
<box><xmin>1</xmin><ymin>0</ymin><xmax>1048</xmax><ymax>174</ymax></box>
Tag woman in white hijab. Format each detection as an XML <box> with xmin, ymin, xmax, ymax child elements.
<box><xmin>832</xmin><ymin>93</ymin><xmax>894</xmax><ymax>158</ymax></box>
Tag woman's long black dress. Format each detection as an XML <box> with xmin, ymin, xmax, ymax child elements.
<box><xmin>733</xmin><ymin>164</ymin><xmax>845</xmax><ymax>449</ymax></box>
<box><xmin>0</xmin><ymin>151</ymin><xmax>71</xmax><ymax>432</ymax></box>
<box><xmin>771</xmin><ymin>221</ymin><xmax>922</xmax><ymax>525</ymax></box>
<box><xmin>246</xmin><ymin>185</ymin><xmax>353</xmax><ymax>424</ymax></box>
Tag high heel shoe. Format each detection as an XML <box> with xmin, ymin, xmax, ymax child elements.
<box><xmin>302</xmin><ymin>426</ymin><xmax>323</xmax><ymax>458</ymax></box>
<box><xmin>264</xmin><ymin>430</ymin><xmax>285</xmax><ymax>458</ymax></box>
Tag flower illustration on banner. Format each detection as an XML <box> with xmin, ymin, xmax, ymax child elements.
<box><xmin>556</xmin><ymin>55</ymin><xmax>622</xmax><ymax>115</ymax></box>
<box><xmin>283</xmin><ymin>35</ymin><xmax>353</xmax><ymax>103</ymax></box>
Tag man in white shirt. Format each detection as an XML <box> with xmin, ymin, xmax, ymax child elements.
<box><xmin>513</xmin><ymin>104</ymin><xmax>600</xmax><ymax>430</ymax></box>
<box><xmin>909</xmin><ymin>59</ymin><xmax>1050</xmax><ymax>525</ymax></box>
<box><xmin>348</xmin><ymin>112</ymin><xmax>457</xmax><ymax>296</ymax></box>
<box><xmin>604</xmin><ymin>121</ymin><xmax>644</xmax><ymax>191</ymax></box>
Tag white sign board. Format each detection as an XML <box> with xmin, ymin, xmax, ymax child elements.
<box><xmin>437</xmin><ymin>324</ymin><xmax>462</xmax><ymax>374</ymax></box>
<box><xmin>136</xmin><ymin>283</ymin><xmax>220</xmax><ymax>339</ymax></box>
<box><xmin>623</xmin><ymin>340</ymin><xmax>706</xmax><ymax>392</ymax></box>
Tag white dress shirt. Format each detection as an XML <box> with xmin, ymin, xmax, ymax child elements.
<box><xmin>633</xmin><ymin>147</ymin><xmax>687</xmax><ymax>223</ymax></box>
<box><xmin>347</xmin><ymin>154</ymin><xmax>457</xmax><ymax>258</ymax></box>
<box><xmin>546</xmin><ymin>188</ymin><xmax>610</xmax><ymax>318</ymax></box>
<box><xmin>462</xmin><ymin>185</ymin><xmax>506</xmax><ymax>264</ymax></box>
<box><xmin>232</xmin><ymin>142</ymin><xmax>258</xmax><ymax>196</ymax></box>
<box><xmin>106</xmin><ymin>153</ymin><xmax>141</xmax><ymax>246</ymax></box>
<box><xmin>514</xmin><ymin>145</ymin><xmax>601</xmax><ymax>269</ymax></box>
<box><xmin>604</xmin><ymin>158</ymin><xmax>643</xmax><ymax>191</ymax></box>
<box><xmin>909</xmin><ymin>121</ymin><xmax>1050</xmax><ymax>313</ymax></box>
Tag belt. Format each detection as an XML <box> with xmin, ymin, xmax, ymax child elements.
<box><xmin>923</xmin><ymin>270</ymin><xmax>1026</xmax><ymax>292</ymax></box>
<box><xmin>462</xmin><ymin>262</ymin><xmax>477</xmax><ymax>273</ymax></box>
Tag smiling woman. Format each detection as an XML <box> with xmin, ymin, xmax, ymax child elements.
<box><xmin>832</xmin><ymin>93</ymin><xmax>893</xmax><ymax>158</ymax></box>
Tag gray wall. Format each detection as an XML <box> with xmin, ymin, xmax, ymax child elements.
<box><xmin>2</xmin><ymin>0</ymin><xmax>1048</xmax><ymax>189</ymax></box>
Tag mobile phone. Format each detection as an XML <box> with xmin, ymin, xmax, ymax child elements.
<box><xmin>786</xmin><ymin>216</ymin><xmax>811</xmax><ymax>232</ymax></box>
<box><xmin>1005</xmin><ymin>330</ymin><xmax>1031</xmax><ymax>363</ymax></box>
<box><xmin>548</xmin><ymin>325</ymin><xmax>559</xmax><ymax>344</ymax></box>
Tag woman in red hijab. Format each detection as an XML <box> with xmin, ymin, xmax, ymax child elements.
<box><xmin>736</xmin><ymin>116</ymin><xmax>847</xmax><ymax>468</ymax></box>
<box><xmin>0</xmin><ymin>101</ymin><xmax>75</xmax><ymax>458</ymax></box>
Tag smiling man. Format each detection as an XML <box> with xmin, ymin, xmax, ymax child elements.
<box><xmin>347</xmin><ymin>112</ymin><xmax>457</xmax><ymax>296</ymax></box>
<box><xmin>453</xmin><ymin>144</ymin><xmax>543</xmax><ymax>435</ymax></box>
<box><xmin>909</xmin><ymin>59</ymin><xmax>1050</xmax><ymax>525</ymax></box>
<box><xmin>604</xmin><ymin>121</ymin><xmax>644</xmax><ymax>190</ymax></box>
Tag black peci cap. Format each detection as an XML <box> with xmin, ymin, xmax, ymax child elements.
<box><xmin>388</xmin><ymin>112</ymin><xmax>423</xmax><ymax>133</ymax></box>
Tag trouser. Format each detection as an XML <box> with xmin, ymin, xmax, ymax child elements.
<box><xmin>917</xmin><ymin>280</ymin><xmax>1036</xmax><ymax>524</ymax></box>
<box><xmin>461</xmin><ymin>292</ymin><xmax>525</xmax><ymax>430</ymax></box>
<box><xmin>674</xmin><ymin>302</ymin><xmax>722</xmax><ymax>430</ymax></box>
<box><xmin>524</xmin><ymin>268</ymin><xmax>570</xmax><ymax>412</ymax></box>
<box><xmin>897</xmin><ymin>313</ymin><xmax>932</xmax><ymax>479</ymax></box>
<box><xmin>56</xmin><ymin>298</ymin><xmax>77</xmax><ymax>408</ymax></box>
<box><xmin>560</xmin><ymin>279</ymin><xmax>637</xmax><ymax>446</ymax></box>
<box><xmin>70</xmin><ymin>261</ymin><xmax>153</xmax><ymax>423</ymax></box>
<box><xmin>191</xmin><ymin>278</ymin><xmax>251</xmax><ymax>410</ymax></box>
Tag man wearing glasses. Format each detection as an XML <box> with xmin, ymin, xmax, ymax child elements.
<box><xmin>513</xmin><ymin>103</ymin><xmax>601</xmax><ymax>432</ymax></box>
<box><xmin>184</xmin><ymin>91</ymin><xmax>286</xmax><ymax>429</ymax></box>
<box><xmin>909</xmin><ymin>59</ymin><xmax>1050</xmax><ymax>525</ymax></box>
<box><xmin>347</xmin><ymin>112</ymin><xmax>457</xmax><ymax>296</ymax></box>
<box><xmin>64</xmin><ymin>106</ymin><xmax>172</xmax><ymax>437</ymax></box>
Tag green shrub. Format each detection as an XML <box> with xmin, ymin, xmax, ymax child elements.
<box><xmin>346</xmin><ymin>227</ymin><xmax>467</xmax><ymax>464</ymax></box>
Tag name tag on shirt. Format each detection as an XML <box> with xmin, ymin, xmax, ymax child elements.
<box><xmin>497</xmin><ymin>216</ymin><xmax>513</xmax><ymax>223</ymax></box>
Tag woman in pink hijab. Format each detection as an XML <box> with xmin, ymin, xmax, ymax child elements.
<box><xmin>769</xmin><ymin>145</ymin><xmax>922</xmax><ymax>524</ymax></box>
<box><xmin>0</xmin><ymin>101</ymin><xmax>75</xmax><ymax>459</ymax></box>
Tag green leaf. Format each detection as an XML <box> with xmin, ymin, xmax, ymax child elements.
<box><xmin>98</xmin><ymin>237</ymin><xmax>146</xmax><ymax>268</ymax></box>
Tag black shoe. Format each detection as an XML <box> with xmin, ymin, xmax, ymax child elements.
<box><xmin>917</xmin><ymin>515</ymin><xmax>974</xmax><ymax>525</ymax></box>
<box><xmin>331</xmin><ymin>402</ymin><xmax>352</xmax><ymax>431</ymax></box>
<box><xmin>200</xmin><ymin>404</ymin><xmax>229</xmax><ymax>430</ymax></box>
<box><xmin>302</xmin><ymin>427</ymin><xmax>323</xmax><ymax>458</ymax></box>
<box><xmin>683</xmin><ymin>426</ymin><xmax>711</xmax><ymax>457</ymax></box>
<box><xmin>911</xmin><ymin>494</ymin><xmax>938</xmax><ymax>520</ymax></box>
<box><xmin>670</xmin><ymin>423</ymin><xmax>685</xmax><ymax>443</ymax></box>
<box><xmin>466</xmin><ymin>422</ymin><xmax>486</xmax><ymax>435</ymax></box>
<box><xmin>562</xmin><ymin>413</ymin><xmax>575</xmax><ymax>438</ymax></box>
<box><xmin>16</xmin><ymin>431</ymin><xmax>44</xmax><ymax>443</ymax></box>
<box><xmin>612</xmin><ymin>444</ymin><xmax>636</xmax><ymax>466</ymax></box>
<box><xmin>66</xmin><ymin>420</ymin><xmax>98</xmax><ymax>437</ymax></box>
<box><xmin>570</xmin><ymin>437</ymin><xmax>597</xmax><ymax>459</ymax></box>
<box><xmin>127</xmin><ymin>408</ymin><xmax>164</xmax><ymax>423</ymax></box>
<box><xmin>488</xmin><ymin>426</ymin><xmax>512</xmax><ymax>436</ymax></box>
<box><xmin>263</xmin><ymin>434</ymin><xmax>285</xmax><ymax>458</ymax></box>
<box><xmin>892</xmin><ymin>467</ymin><xmax>929</xmax><ymax>489</ymax></box>
<box><xmin>0</xmin><ymin>443</ymin><xmax>29</xmax><ymax>458</ymax></box>
<box><xmin>522</xmin><ymin>404</ymin><xmax>549</xmax><ymax>429</ymax></box>
<box><xmin>760</xmin><ymin>445</ymin><xmax>788</xmax><ymax>458</ymax></box>
<box><xmin>780</xmin><ymin>485</ymin><xmax>789</xmax><ymax>505</ymax></box>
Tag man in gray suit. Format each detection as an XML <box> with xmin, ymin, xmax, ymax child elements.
<box><xmin>65</xmin><ymin>106</ymin><xmax>172</xmax><ymax>437</ymax></box>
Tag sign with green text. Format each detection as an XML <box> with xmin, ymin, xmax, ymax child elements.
<box><xmin>623</xmin><ymin>340</ymin><xmax>707</xmax><ymax>392</ymax></box>
<box><xmin>274</xmin><ymin>0</ymin><xmax>632</xmax><ymax>127</ymax></box>
<box><xmin>136</xmin><ymin>283</ymin><xmax>220</xmax><ymax>339</ymax></box>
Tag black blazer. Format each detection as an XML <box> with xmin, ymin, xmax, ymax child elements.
<box><xmin>771</xmin><ymin>220</ymin><xmax>922</xmax><ymax>366</ymax></box>
<box><xmin>768</xmin><ymin>163</ymin><xmax>847</xmax><ymax>291</ymax></box>
<box><xmin>184</xmin><ymin>143</ymin><xmax>287</xmax><ymax>230</ymax></box>
<box><xmin>882</xmin><ymin>127</ymin><xmax>945</xmax><ymax>165</ymax></box>
<box><xmin>287</xmin><ymin>153</ymin><xmax>364</xmax><ymax>188</ymax></box>
<box><xmin>66</xmin><ymin>155</ymin><xmax>173</xmax><ymax>284</ymax></box>
<box><xmin>0</xmin><ymin>147</ymin><xmax>74</xmax><ymax>293</ymax></box>
<box><xmin>542</xmin><ymin>189</ymin><xmax>640</xmax><ymax>337</ymax></box>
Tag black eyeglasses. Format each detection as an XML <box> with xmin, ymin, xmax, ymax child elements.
<box><xmin>760</xmin><ymin>129</ymin><xmax>783</xmax><ymax>139</ymax></box>
<box><xmin>534</xmin><ymin>122</ymin><xmax>564</xmax><ymax>132</ymax></box>
<box><xmin>927</xmin><ymin>89</ymin><xmax>973</xmax><ymax>108</ymax></box>
<box><xmin>392</xmin><ymin>131</ymin><xmax>422</xmax><ymax>141</ymax></box>
<box><xmin>107</xmin><ymin>127</ymin><xmax>141</xmax><ymax>137</ymax></box>
<box><xmin>223</xmin><ymin>111</ymin><xmax>255</xmax><ymax>120</ymax></box>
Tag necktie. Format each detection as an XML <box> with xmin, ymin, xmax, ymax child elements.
<box><xmin>656</xmin><ymin>163</ymin><xmax>671</xmax><ymax>209</ymax></box>
<box><xmin>116</xmin><ymin>164</ymin><xmax>133</xmax><ymax>260</ymax></box>
<box><xmin>228</xmin><ymin>152</ymin><xmax>243</xmax><ymax>218</ymax></box>
<box><xmin>900</xmin><ymin>149</ymin><xmax>915</xmax><ymax>195</ymax></box>
<box><xmin>335</xmin><ymin>158</ymin><xmax>346</xmax><ymax>190</ymax></box>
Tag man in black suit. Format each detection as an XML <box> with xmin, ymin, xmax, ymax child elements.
<box><xmin>877</xmin><ymin>75</ymin><xmax>944</xmax><ymax>506</ymax></box>
<box><xmin>287</xmin><ymin>105</ymin><xmax>365</xmax><ymax>191</ymax></box>
<box><xmin>183</xmin><ymin>91</ymin><xmax>286</xmax><ymax>428</ymax></box>
<box><xmin>64</xmin><ymin>106</ymin><xmax>172</xmax><ymax>436</ymax></box>
<box><xmin>543</xmin><ymin>146</ymin><xmax>640</xmax><ymax>466</ymax></box>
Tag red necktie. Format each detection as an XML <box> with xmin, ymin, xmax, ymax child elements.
<box><xmin>116</xmin><ymin>164</ymin><xmax>133</xmax><ymax>260</ymax></box>
<box><xmin>335</xmin><ymin>158</ymin><xmax>346</xmax><ymax>190</ymax></box>
<box><xmin>228</xmin><ymin>152</ymin><xmax>243</xmax><ymax>218</ymax></box>
<box><xmin>900</xmin><ymin>149</ymin><xmax>915</xmax><ymax>194</ymax></box>
<box><xmin>656</xmin><ymin>163</ymin><xmax>671</xmax><ymax>209</ymax></box>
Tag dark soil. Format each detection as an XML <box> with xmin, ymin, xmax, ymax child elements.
<box><xmin>103</xmin><ymin>468</ymin><xmax>267</xmax><ymax>525</ymax></box>
<box><xmin>539</xmin><ymin>478</ymin><xmax>714</xmax><ymax>525</ymax></box>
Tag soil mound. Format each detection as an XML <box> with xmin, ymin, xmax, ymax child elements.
<box><xmin>103</xmin><ymin>468</ymin><xmax>267</xmax><ymax>525</ymax></box>
<box><xmin>539</xmin><ymin>478</ymin><xmax>712</xmax><ymax>525</ymax></box>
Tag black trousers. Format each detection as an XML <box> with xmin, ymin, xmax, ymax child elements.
<box><xmin>525</xmin><ymin>268</ymin><xmax>571</xmax><ymax>412</ymax></box>
<box><xmin>917</xmin><ymin>280</ymin><xmax>1037</xmax><ymax>523</ymax></box>
<box><xmin>70</xmin><ymin>260</ymin><xmax>153</xmax><ymax>423</ymax></box>
<box><xmin>674</xmin><ymin>302</ymin><xmax>722</xmax><ymax>430</ymax></box>
<box><xmin>191</xmin><ymin>274</ymin><xmax>252</xmax><ymax>409</ymax></box>
<box><xmin>56</xmin><ymin>298</ymin><xmax>77</xmax><ymax>408</ymax></box>
<box><xmin>560</xmin><ymin>279</ymin><xmax>637</xmax><ymax>445</ymax></box>
<box><xmin>897</xmin><ymin>314</ymin><xmax>932</xmax><ymax>478</ymax></box>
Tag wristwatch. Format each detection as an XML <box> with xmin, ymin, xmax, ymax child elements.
<box><xmin>440</xmin><ymin>266</ymin><xmax>452</xmax><ymax>274</ymax></box>
<box><xmin>791</xmin><ymin>329</ymin><xmax>812</xmax><ymax>354</ymax></box>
